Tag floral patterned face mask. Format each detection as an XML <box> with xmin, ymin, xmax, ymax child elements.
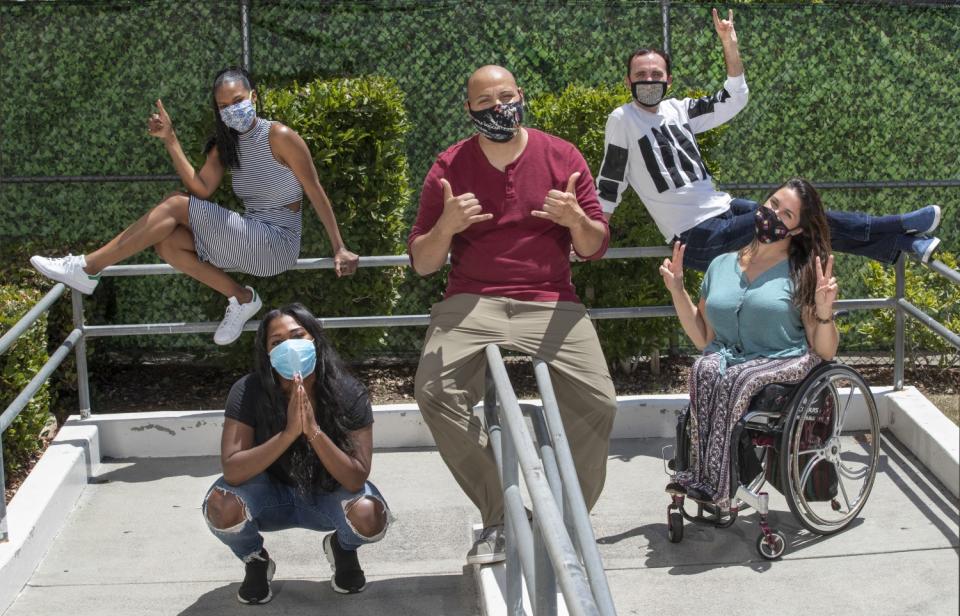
<box><xmin>220</xmin><ymin>95</ymin><xmax>256</xmax><ymax>132</ymax></box>
<box><xmin>754</xmin><ymin>205</ymin><xmax>792</xmax><ymax>243</ymax></box>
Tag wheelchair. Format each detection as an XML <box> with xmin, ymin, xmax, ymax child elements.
<box><xmin>663</xmin><ymin>361</ymin><xmax>881</xmax><ymax>560</ymax></box>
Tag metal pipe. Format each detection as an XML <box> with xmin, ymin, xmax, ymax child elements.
<box><xmin>502</xmin><ymin>408</ymin><xmax>524</xmax><ymax>616</ymax></box>
<box><xmin>241</xmin><ymin>0</ymin><xmax>252</xmax><ymax>72</ymax></box>
<box><xmin>719</xmin><ymin>179</ymin><xmax>960</xmax><ymax>191</ymax></box>
<box><xmin>660</xmin><ymin>0</ymin><xmax>671</xmax><ymax>56</ymax></box>
<box><xmin>485</xmin><ymin>345</ymin><xmax>601</xmax><ymax>616</ymax></box>
<box><xmin>899</xmin><ymin>299</ymin><xmax>960</xmax><ymax>350</ymax></box>
<box><xmin>0</xmin><ymin>284</ymin><xmax>65</xmax><ymax>356</ymax></box>
<box><xmin>483</xmin><ymin>379</ymin><xmax>538</xmax><ymax>606</ymax></box>
<box><xmin>533</xmin><ymin>359</ymin><xmax>617</xmax><ymax>616</ymax></box>
<box><xmin>71</xmin><ymin>291</ymin><xmax>91</xmax><ymax>418</ymax></box>
<box><xmin>1</xmin><ymin>442</ymin><xmax>7</xmax><ymax>542</ymax></box>
<box><xmin>0</xmin><ymin>174</ymin><xmax>180</xmax><ymax>184</ymax></box>
<box><xmin>923</xmin><ymin>258</ymin><xmax>960</xmax><ymax>286</ymax></box>
<box><xmin>0</xmin><ymin>329</ymin><xmax>82</xmax><ymax>433</ymax></box>
<box><xmin>894</xmin><ymin>256</ymin><xmax>906</xmax><ymax>390</ymax></box>
<box><xmin>521</xmin><ymin>403</ymin><xmax>561</xmax><ymax>616</ymax></box>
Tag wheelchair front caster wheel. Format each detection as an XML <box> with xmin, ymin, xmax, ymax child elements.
<box><xmin>667</xmin><ymin>511</ymin><xmax>684</xmax><ymax>543</ymax></box>
<box><xmin>756</xmin><ymin>531</ymin><xmax>786</xmax><ymax>560</ymax></box>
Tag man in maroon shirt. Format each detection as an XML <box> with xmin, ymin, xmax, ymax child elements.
<box><xmin>409</xmin><ymin>65</ymin><xmax>618</xmax><ymax>565</ymax></box>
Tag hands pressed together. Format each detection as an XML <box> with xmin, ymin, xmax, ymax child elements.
<box><xmin>284</xmin><ymin>374</ymin><xmax>322</xmax><ymax>443</ymax></box>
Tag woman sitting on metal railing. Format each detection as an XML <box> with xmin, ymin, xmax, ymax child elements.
<box><xmin>30</xmin><ymin>67</ymin><xmax>358</xmax><ymax>345</ymax></box>
<box><xmin>659</xmin><ymin>178</ymin><xmax>840</xmax><ymax>507</ymax></box>
<box><xmin>201</xmin><ymin>303</ymin><xmax>390</xmax><ymax>605</ymax></box>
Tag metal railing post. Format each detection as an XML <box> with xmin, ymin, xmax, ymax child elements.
<box><xmin>1</xmin><ymin>443</ymin><xmax>7</xmax><ymax>542</ymax></box>
<box><xmin>894</xmin><ymin>255</ymin><xmax>906</xmax><ymax>390</ymax></box>
<box><xmin>486</xmin><ymin>346</ymin><xmax>602</xmax><ymax>616</ymax></box>
<box><xmin>660</xmin><ymin>0</ymin><xmax>671</xmax><ymax>56</ymax></box>
<box><xmin>71</xmin><ymin>291</ymin><xmax>91</xmax><ymax>418</ymax></box>
<box><xmin>484</xmin><ymin>376</ymin><xmax>536</xmax><ymax>612</ymax></box>
<box><xmin>533</xmin><ymin>360</ymin><xmax>617</xmax><ymax>616</ymax></box>
<box><xmin>523</xmin><ymin>404</ymin><xmax>560</xmax><ymax>616</ymax></box>
<box><xmin>241</xmin><ymin>0</ymin><xmax>252</xmax><ymax>73</ymax></box>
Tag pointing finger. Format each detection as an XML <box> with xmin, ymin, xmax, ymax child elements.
<box><xmin>728</xmin><ymin>9</ymin><xmax>734</xmax><ymax>23</ymax></box>
<box><xmin>712</xmin><ymin>7</ymin><xmax>721</xmax><ymax>28</ymax></box>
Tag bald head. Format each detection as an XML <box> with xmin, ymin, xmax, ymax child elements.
<box><xmin>465</xmin><ymin>65</ymin><xmax>521</xmax><ymax>110</ymax></box>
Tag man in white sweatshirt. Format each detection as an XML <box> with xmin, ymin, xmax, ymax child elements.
<box><xmin>597</xmin><ymin>9</ymin><xmax>941</xmax><ymax>271</ymax></box>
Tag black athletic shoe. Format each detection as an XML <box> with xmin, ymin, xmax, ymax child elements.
<box><xmin>323</xmin><ymin>533</ymin><xmax>367</xmax><ymax>594</ymax></box>
<box><xmin>665</xmin><ymin>482</ymin><xmax>687</xmax><ymax>496</ymax></box>
<box><xmin>237</xmin><ymin>548</ymin><xmax>276</xmax><ymax>604</ymax></box>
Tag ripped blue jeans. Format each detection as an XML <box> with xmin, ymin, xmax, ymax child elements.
<box><xmin>202</xmin><ymin>473</ymin><xmax>390</xmax><ymax>561</ymax></box>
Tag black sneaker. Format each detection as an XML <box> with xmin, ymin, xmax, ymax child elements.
<box><xmin>323</xmin><ymin>533</ymin><xmax>367</xmax><ymax>594</ymax></box>
<box><xmin>237</xmin><ymin>548</ymin><xmax>276</xmax><ymax>604</ymax></box>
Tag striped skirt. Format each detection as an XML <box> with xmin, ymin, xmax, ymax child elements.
<box><xmin>187</xmin><ymin>196</ymin><xmax>301</xmax><ymax>277</ymax></box>
<box><xmin>676</xmin><ymin>351</ymin><xmax>822</xmax><ymax>507</ymax></box>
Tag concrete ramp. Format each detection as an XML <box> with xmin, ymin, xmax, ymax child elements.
<box><xmin>4</xmin><ymin>436</ymin><xmax>959</xmax><ymax>615</ymax></box>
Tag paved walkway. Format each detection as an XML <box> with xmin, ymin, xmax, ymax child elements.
<box><xmin>5</xmin><ymin>435</ymin><xmax>958</xmax><ymax>615</ymax></box>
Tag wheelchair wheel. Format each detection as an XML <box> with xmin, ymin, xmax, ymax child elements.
<box><xmin>779</xmin><ymin>364</ymin><xmax>880</xmax><ymax>534</ymax></box>
<box><xmin>667</xmin><ymin>511</ymin><xmax>684</xmax><ymax>543</ymax></box>
<box><xmin>756</xmin><ymin>531</ymin><xmax>786</xmax><ymax>560</ymax></box>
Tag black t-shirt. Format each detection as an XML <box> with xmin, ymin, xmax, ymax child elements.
<box><xmin>224</xmin><ymin>372</ymin><xmax>373</xmax><ymax>486</ymax></box>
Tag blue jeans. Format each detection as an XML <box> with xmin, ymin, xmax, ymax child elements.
<box><xmin>676</xmin><ymin>198</ymin><xmax>905</xmax><ymax>272</ymax></box>
<box><xmin>202</xmin><ymin>473</ymin><xmax>390</xmax><ymax>561</ymax></box>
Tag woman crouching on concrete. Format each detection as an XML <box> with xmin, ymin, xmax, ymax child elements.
<box><xmin>201</xmin><ymin>303</ymin><xmax>390</xmax><ymax>604</ymax></box>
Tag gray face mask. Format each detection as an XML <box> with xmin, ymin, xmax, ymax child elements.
<box><xmin>631</xmin><ymin>80</ymin><xmax>668</xmax><ymax>107</ymax></box>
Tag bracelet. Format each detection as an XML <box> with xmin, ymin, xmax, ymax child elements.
<box><xmin>815</xmin><ymin>313</ymin><xmax>834</xmax><ymax>324</ymax></box>
<box><xmin>307</xmin><ymin>427</ymin><xmax>323</xmax><ymax>444</ymax></box>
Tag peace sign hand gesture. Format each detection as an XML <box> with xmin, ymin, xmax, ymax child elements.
<box><xmin>712</xmin><ymin>8</ymin><xmax>738</xmax><ymax>45</ymax></box>
<box><xmin>659</xmin><ymin>241</ymin><xmax>686</xmax><ymax>294</ymax></box>
<box><xmin>147</xmin><ymin>99</ymin><xmax>175</xmax><ymax>142</ymax></box>
<box><xmin>814</xmin><ymin>254</ymin><xmax>839</xmax><ymax>319</ymax></box>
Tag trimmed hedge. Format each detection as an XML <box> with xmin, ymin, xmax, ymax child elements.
<box><xmin>531</xmin><ymin>84</ymin><xmax>721</xmax><ymax>363</ymax></box>
<box><xmin>1</xmin><ymin>285</ymin><xmax>52</xmax><ymax>485</ymax></box>
<box><xmin>2</xmin><ymin>1</ymin><xmax>957</xmax><ymax>360</ymax></box>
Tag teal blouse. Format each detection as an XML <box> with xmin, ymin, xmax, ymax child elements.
<box><xmin>700</xmin><ymin>252</ymin><xmax>808</xmax><ymax>370</ymax></box>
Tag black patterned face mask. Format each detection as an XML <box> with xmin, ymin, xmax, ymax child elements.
<box><xmin>754</xmin><ymin>205</ymin><xmax>792</xmax><ymax>243</ymax></box>
<box><xmin>468</xmin><ymin>99</ymin><xmax>524</xmax><ymax>142</ymax></box>
<box><xmin>631</xmin><ymin>80</ymin><xmax>668</xmax><ymax>107</ymax></box>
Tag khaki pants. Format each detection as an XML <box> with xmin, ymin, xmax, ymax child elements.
<box><xmin>414</xmin><ymin>294</ymin><xmax>618</xmax><ymax>527</ymax></box>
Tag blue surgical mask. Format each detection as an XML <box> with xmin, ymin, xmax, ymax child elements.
<box><xmin>220</xmin><ymin>96</ymin><xmax>256</xmax><ymax>132</ymax></box>
<box><xmin>269</xmin><ymin>338</ymin><xmax>317</xmax><ymax>380</ymax></box>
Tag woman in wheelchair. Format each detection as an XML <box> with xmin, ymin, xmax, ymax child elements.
<box><xmin>659</xmin><ymin>177</ymin><xmax>839</xmax><ymax>508</ymax></box>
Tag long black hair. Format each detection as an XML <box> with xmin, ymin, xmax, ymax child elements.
<box><xmin>253</xmin><ymin>303</ymin><xmax>356</xmax><ymax>492</ymax></box>
<box><xmin>204</xmin><ymin>66</ymin><xmax>261</xmax><ymax>170</ymax></box>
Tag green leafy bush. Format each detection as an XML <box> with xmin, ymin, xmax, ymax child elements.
<box><xmin>1</xmin><ymin>285</ymin><xmax>52</xmax><ymax>485</ymax></box>
<box><xmin>840</xmin><ymin>252</ymin><xmax>960</xmax><ymax>366</ymax></box>
<box><xmin>254</xmin><ymin>76</ymin><xmax>411</xmax><ymax>353</ymax></box>
<box><xmin>531</xmin><ymin>84</ymin><xmax>723</xmax><ymax>366</ymax></box>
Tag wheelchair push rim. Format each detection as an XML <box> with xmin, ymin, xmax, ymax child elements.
<box><xmin>780</xmin><ymin>364</ymin><xmax>881</xmax><ymax>534</ymax></box>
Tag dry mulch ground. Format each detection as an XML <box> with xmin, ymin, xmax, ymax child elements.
<box><xmin>6</xmin><ymin>356</ymin><xmax>958</xmax><ymax>499</ymax></box>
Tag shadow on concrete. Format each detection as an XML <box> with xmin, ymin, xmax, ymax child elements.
<box><xmin>176</xmin><ymin>572</ymin><xmax>477</xmax><ymax>616</ymax></box>
<box><xmin>92</xmin><ymin>456</ymin><xmax>221</xmax><ymax>484</ymax></box>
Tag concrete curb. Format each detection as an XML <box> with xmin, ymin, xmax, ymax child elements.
<box><xmin>886</xmin><ymin>387</ymin><xmax>960</xmax><ymax>498</ymax></box>
<box><xmin>0</xmin><ymin>421</ymin><xmax>100</xmax><ymax>615</ymax></box>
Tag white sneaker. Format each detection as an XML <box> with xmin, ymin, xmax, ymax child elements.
<box><xmin>214</xmin><ymin>286</ymin><xmax>262</xmax><ymax>345</ymax></box>
<box><xmin>30</xmin><ymin>254</ymin><xmax>100</xmax><ymax>294</ymax></box>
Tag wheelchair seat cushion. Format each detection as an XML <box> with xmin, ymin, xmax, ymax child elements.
<box><xmin>747</xmin><ymin>383</ymin><xmax>797</xmax><ymax>414</ymax></box>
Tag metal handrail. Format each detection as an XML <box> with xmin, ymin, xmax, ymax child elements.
<box><xmin>484</xmin><ymin>344</ymin><xmax>610</xmax><ymax>616</ymax></box>
<box><xmin>893</xmin><ymin>254</ymin><xmax>960</xmax><ymax>389</ymax></box>
<box><xmin>2</xmin><ymin>246</ymin><xmax>958</xmax><ymax>552</ymax></box>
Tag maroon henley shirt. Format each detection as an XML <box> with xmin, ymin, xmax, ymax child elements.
<box><xmin>408</xmin><ymin>129</ymin><xmax>609</xmax><ymax>303</ymax></box>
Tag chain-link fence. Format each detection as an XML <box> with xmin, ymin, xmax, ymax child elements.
<box><xmin>2</xmin><ymin>0</ymin><xmax>957</xmax><ymax>365</ymax></box>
